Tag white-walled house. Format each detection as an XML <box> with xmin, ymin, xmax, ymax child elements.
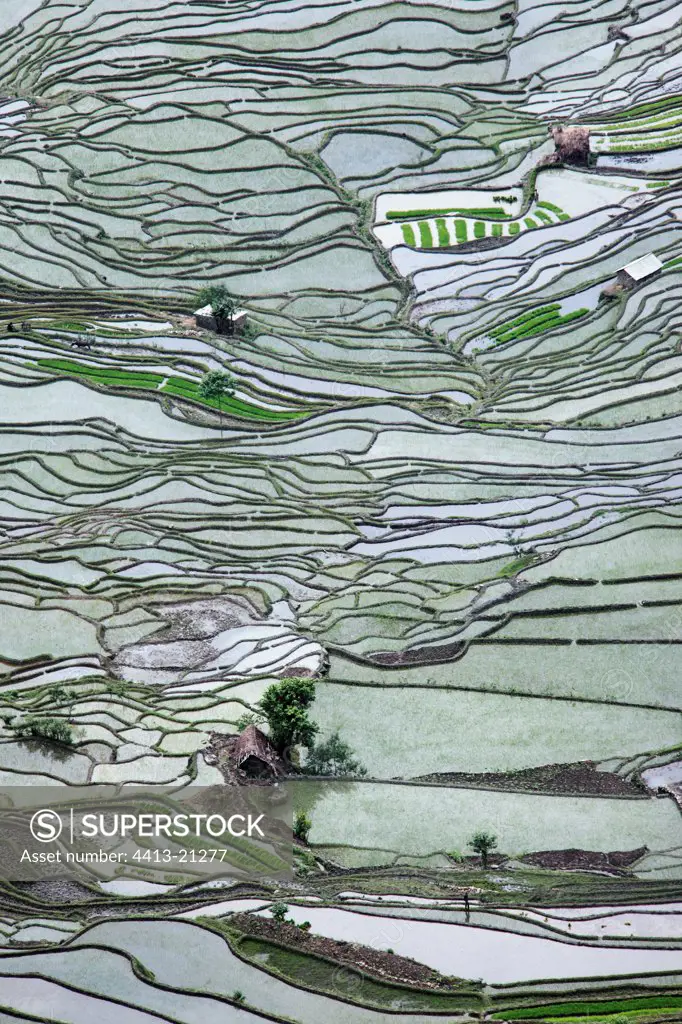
<box><xmin>194</xmin><ymin>304</ymin><xmax>248</xmax><ymax>334</ymax></box>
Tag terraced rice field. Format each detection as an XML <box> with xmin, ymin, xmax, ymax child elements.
<box><xmin>0</xmin><ymin>0</ymin><xmax>681</xmax><ymax>1022</ymax></box>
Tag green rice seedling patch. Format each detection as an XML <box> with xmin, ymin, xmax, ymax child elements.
<box><xmin>473</xmin><ymin>221</ymin><xmax>486</xmax><ymax>239</ymax></box>
<box><xmin>489</xmin><ymin>306</ymin><xmax>561</xmax><ymax>337</ymax></box>
<box><xmin>455</xmin><ymin>219</ymin><xmax>467</xmax><ymax>243</ymax></box>
<box><xmin>400</xmin><ymin>223</ymin><xmax>416</xmax><ymax>246</ymax></box>
<box><xmin>452</xmin><ymin>208</ymin><xmax>509</xmax><ymax>219</ymax></box>
<box><xmin>497</xmin><ymin>554</ymin><xmax>537</xmax><ymax>577</ymax></box>
<box><xmin>646</xmin><ymin>180</ymin><xmax>671</xmax><ymax>188</ymax></box>
<box><xmin>585</xmin><ymin>93</ymin><xmax>682</xmax><ymax>125</ymax></box>
<box><xmin>492</xmin><ymin>223</ymin><xmax>503</xmax><ymax>237</ymax></box>
<box><xmin>238</xmin><ymin>937</ymin><xmax>477</xmax><ymax>1012</ymax></box>
<box><xmin>489</xmin><ymin>306</ymin><xmax>589</xmax><ymax>344</ymax></box>
<box><xmin>50</xmin><ymin>321</ymin><xmax>92</xmax><ymax>332</ymax></box>
<box><xmin>36</xmin><ymin>360</ymin><xmax>304</xmax><ymax>421</ymax></box>
<box><xmin>509</xmin><ymin>222</ymin><xmax>520</xmax><ymax>235</ymax></box>
<box><xmin>418</xmin><ymin>220</ymin><xmax>434</xmax><ymax>247</ymax></box>
<box><xmin>37</xmin><ymin>358</ymin><xmax>165</xmax><ymax>389</ymax></box>
<box><xmin>388</xmin><ymin>208</ymin><xmax>458</xmax><ymax>220</ymax></box>
<box><xmin>387</xmin><ymin>207</ymin><xmax>508</xmax><ymax>220</ymax></box>
<box><xmin>535</xmin><ymin>210</ymin><xmax>552</xmax><ymax>224</ymax></box>
<box><xmin>161</xmin><ymin>376</ymin><xmax>303</xmax><ymax>421</ymax></box>
<box><xmin>492</xmin><ymin>994</ymin><xmax>682</xmax><ymax>1021</ymax></box>
<box><xmin>435</xmin><ymin>217</ymin><xmax>450</xmax><ymax>245</ymax></box>
<box><xmin>524</xmin><ymin>217</ymin><xmax>538</xmax><ymax>229</ymax></box>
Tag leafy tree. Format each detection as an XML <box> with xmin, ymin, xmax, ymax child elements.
<box><xmin>195</xmin><ymin>283</ymin><xmax>231</xmax><ymax>309</ymax></box>
<box><xmin>469</xmin><ymin>831</ymin><xmax>498</xmax><ymax>868</ymax></box>
<box><xmin>12</xmin><ymin>716</ymin><xmax>73</xmax><ymax>745</ymax></box>
<box><xmin>304</xmin><ymin>731</ymin><xmax>367</xmax><ymax>777</ymax></box>
<box><xmin>270</xmin><ymin>902</ymin><xmax>289</xmax><ymax>924</ymax></box>
<box><xmin>259</xmin><ymin>677</ymin><xmax>318</xmax><ymax>755</ymax></box>
<box><xmin>213</xmin><ymin>295</ymin><xmax>237</xmax><ymax>330</ymax></box>
<box><xmin>199</xmin><ymin>370</ymin><xmax>236</xmax><ymax>435</ymax></box>
<box><xmin>293</xmin><ymin>810</ymin><xmax>311</xmax><ymax>844</ymax></box>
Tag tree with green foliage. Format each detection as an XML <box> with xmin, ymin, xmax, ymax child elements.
<box><xmin>293</xmin><ymin>810</ymin><xmax>311</xmax><ymax>844</ymax></box>
<box><xmin>270</xmin><ymin>902</ymin><xmax>289</xmax><ymax>924</ymax></box>
<box><xmin>259</xmin><ymin>676</ymin><xmax>318</xmax><ymax>755</ymax></box>
<box><xmin>195</xmin><ymin>283</ymin><xmax>230</xmax><ymax>309</ymax></box>
<box><xmin>304</xmin><ymin>731</ymin><xmax>367</xmax><ymax>777</ymax></box>
<box><xmin>12</xmin><ymin>716</ymin><xmax>73</xmax><ymax>745</ymax></box>
<box><xmin>469</xmin><ymin>830</ymin><xmax>497</xmax><ymax>868</ymax></box>
<box><xmin>213</xmin><ymin>295</ymin><xmax>237</xmax><ymax>332</ymax></box>
<box><xmin>199</xmin><ymin>370</ymin><xmax>236</xmax><ymax>435</ymax></box>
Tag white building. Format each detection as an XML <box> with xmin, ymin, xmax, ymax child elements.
<box><xmin>619</xmin><ymin>253</ymin><xmax>663</xmax><ymax>283</ymax></box>
<box><xmin>194</xmin><ymin>304</ymin><xmax>248</xmax><ymax>334</ymax></box>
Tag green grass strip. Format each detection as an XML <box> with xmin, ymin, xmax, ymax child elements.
<box><xmin>492</xmin><ymin>223</ymin><xmax>503</xmax><ymax>237</ymax></box>
<box><xmin>524</xmin><ymin>217</ymin><xmax>538</xmax><ymax>229</ymax></box>
<box><xmin>401</xmin><ymin>223</ymin><xmax>416</xmax><ymax>246</ymax></box>
<box><xmin>418</xmin><ymin>220</ymin><xmax>434</xmax><ymax>247</ymax></box>
<box><xmin>455</xmin><ymin>219</ymin><xmax>467</xmax><ymax>243</ymax></box>
<box><xmin>535</xmin><ymin>210</ymin><xmax>552</xmax><ymax>224</ymax></box>
<box><xmin>508</xmin><ymin>222</ymin><xmax>520</xmax><ymax>235</ymax></box>
<box><xmin>536</xmin><ymin>200</ymin><xmax>564</xmax><ymax>213</ymax></box>
<box><xmin>473</xmin><ymin>221</ymin><xmax>486</xmax><ymax>239</ymax></box>
<box><xmin>435</xmin><ymin>217</ymin><xmax>450</xmax><ymax>245</ymax></box>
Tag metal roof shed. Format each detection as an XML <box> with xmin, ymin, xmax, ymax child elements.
<box><xmin>620</xmin><ymin>253</ymin><xmax>663</xmax><ymax>281</ymax></box>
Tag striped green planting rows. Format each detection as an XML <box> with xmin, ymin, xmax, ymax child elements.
<box><xmin>399</xmin><ymin>201</ymin><xmax>569</xmax><ymax>248</ymax></box>
<box><xmin>35</xmin><ymin>359</ymin><xmax>305</xmax><ymax>421</ymax></box>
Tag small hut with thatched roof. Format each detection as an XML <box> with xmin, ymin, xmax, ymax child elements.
<box><xmin>233</xmin><ymin>725</ymin><xmax>286</xmax><ymax>779</ymax></box>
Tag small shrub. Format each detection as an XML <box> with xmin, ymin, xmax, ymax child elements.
<box><xmin>235</xmin><ymin>710</ymin><xmax>264</xmax><ymax>731</ymax></box>
<box><xmin>12</xmin><ymin>716</ymin><xmax>73</xmax><ymax>745</ymax></box>
<box><xmin>232</xmin><ymin>990</ymin><xmax>245</xmax><ymax>1004</ymax></box>
<box><xmin>469</xmin><ymin>831</ymin><xmax>498</xmax><ymax>868</ymax></box>
<box><xmin>270</xmin><ymin>902</ymin><xmax>289</xmax><ymax>924</ymax></box>
<box><xmin>293</xmin><ymin>810</ymin><xmax>312</xmax><ymax>844</ymax></box>
<box><xmin>304</xmin><ymin>731</ymin><xmax>367</xmax><ymax>777</ymax></box>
